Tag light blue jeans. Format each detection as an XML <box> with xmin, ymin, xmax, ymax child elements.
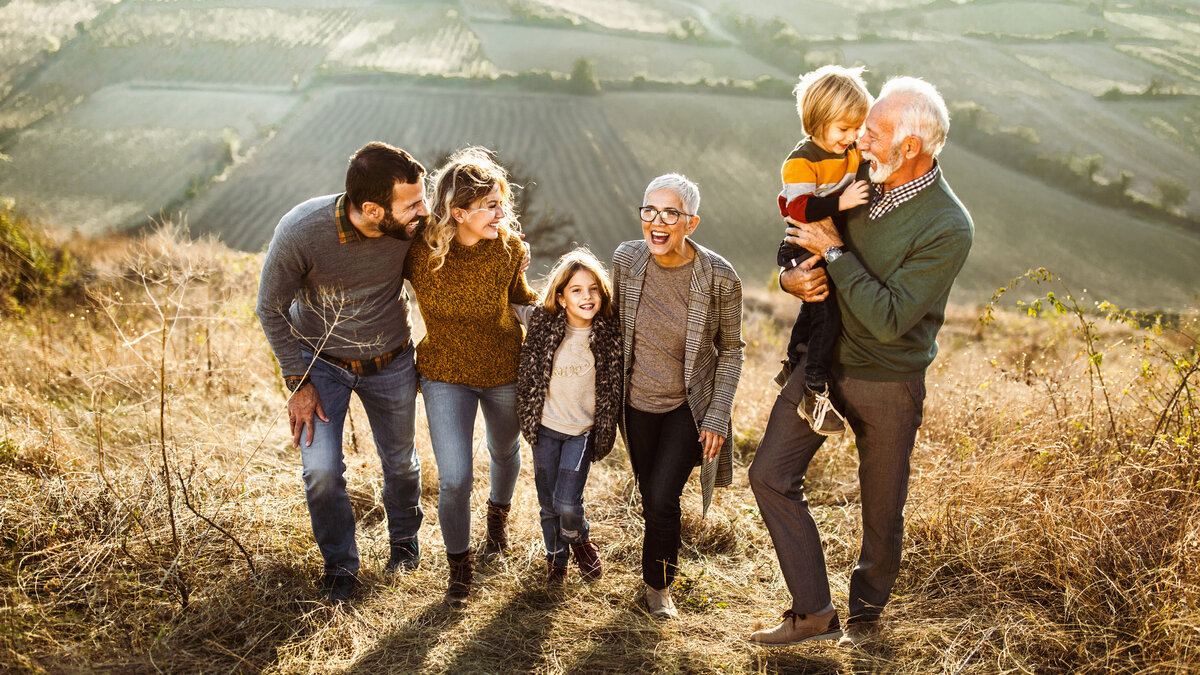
<box><xmin>419</xmin><ymin>377</ymin><xmax>522</xmax><ymax>556</ymax></box>
<box><xmin>300</xmin><ymin>347</ymin><xmax>422</xmax><ymax>577</ymax></box>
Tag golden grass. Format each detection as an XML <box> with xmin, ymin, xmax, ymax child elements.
<box><xmin>1</xmin><ymin>228</ymin><xmax>1197</xmax><ymax>673</ymax></box>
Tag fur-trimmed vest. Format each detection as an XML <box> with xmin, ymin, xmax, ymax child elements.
<box><xmin>517</xmin><ymin>308</ymin><xmax>623</xmax><ymax>462</ymax></box>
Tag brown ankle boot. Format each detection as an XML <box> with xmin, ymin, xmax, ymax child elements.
<box><xmin>546</xmin><ymin>557</ymin><xmax>568</xmax><ymax>588</ymax></box>
<box><xmin>445</xmin><ymin>552</ymin><xmax>472</xmax><ymax>608</ymax></box>
<box><xmin>570</xmin><ymin>540</ymin><xmax>602</xmax><ymax>580</ymax></box>
<box><xmin>481</xmin><ymin>499</ymin><xmax>510</xmax><ymax>559</ymax></box>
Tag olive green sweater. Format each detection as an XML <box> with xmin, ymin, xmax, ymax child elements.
<box><xmin>827</xmin><ymin>172</ymin><xmax>973</xmax><ymax>381</ymax></box>
<box><xmin>404</xmin><ymin>227</ymin><xmax>536</xmax><ymax>386</ymax></box>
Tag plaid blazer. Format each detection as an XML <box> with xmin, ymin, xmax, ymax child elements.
<box><xmin>612</xmin><ymin>238</ymin><xmax>744</xmax><ymax>516</ymax></box>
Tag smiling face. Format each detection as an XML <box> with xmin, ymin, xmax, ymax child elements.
<box><xmin>859</xmin><ymin>97</ymin><xmax>910</xmax><ymax>188</ymax></box>
<box><xmin>640</xmin><ymin>188</ymin><xmax>696</xmax><ymax>267</ymax></box>
<box><xmin>376</xmin><ymin>180</ymin><xmax>429</xmax><ymax>240</ymax></box>
<box><xmin>813</xmin><ymin>116</ymin><xmax>862</xmax><ymax>156</ymax></box>
<box><xmin>453</xmin><ymin>184</ymin><xmax>504</xmax><ymax>246</ymax></box>
<box><xmin>557</xmin><ymin>268</ymin><xmax>601</xmax><ymax>328</ymax></box>
<box><xmin>356</xmin><ymin>179</ymin><xmax>429</xmax><ymax>240</ymax></box>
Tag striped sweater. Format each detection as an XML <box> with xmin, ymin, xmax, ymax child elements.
<box><xmin>777</xmin><ymin>138</ymin><xmax>861</xmax><ymax>224</ymax></box>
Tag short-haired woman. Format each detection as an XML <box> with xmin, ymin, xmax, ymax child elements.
<box><xmin>612</xmin><ymin>173</ymin><xmax>744</xmax><ymax>618</ymax></box>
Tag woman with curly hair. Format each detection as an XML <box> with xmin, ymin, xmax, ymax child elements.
<box><xmin>403</xmin><ymin>147</ymin><xmax>537</xmax><ymax>608</ymax></box>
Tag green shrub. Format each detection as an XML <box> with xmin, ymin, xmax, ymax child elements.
<box><xmin>0</xmin><ymin>205</ymin><xmax>84</xmax><ymax>315</ymax></box>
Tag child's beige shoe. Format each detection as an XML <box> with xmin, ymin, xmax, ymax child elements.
<box><xmin>798</xmin><ymin>384</ymin><xmax>846</xmax><ymax>436</ymax></box>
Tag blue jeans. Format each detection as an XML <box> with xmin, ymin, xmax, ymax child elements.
<box><xmin>532</xmin><ymin>426</ymin><xmax>592</xmax><ymax>566</ymax></box>
<box><xmin>300</xmin><ymin>346</ymin><xmax>422</xmax><ymax>576</ymax></box>
<box><xmin>420</xmin><ymin>377</ymin><xmax>522</xmax><ymax>556</ymax></box>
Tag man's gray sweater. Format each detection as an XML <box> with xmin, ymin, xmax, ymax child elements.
<box><xmin>256</xmin><ymin>194</ymin><xmax>413</xmax><ymax>378</ymax></box>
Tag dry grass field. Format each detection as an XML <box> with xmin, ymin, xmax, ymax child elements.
<box><xmin>1</xmin><ymin>213</ymin><xmax>1198</xmax><ymax>672</ymax></box>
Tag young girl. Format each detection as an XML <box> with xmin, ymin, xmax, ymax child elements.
<box><xmin>517</xmin><ymin>249</ymin><xmax>622</xmax><ymax>586</ymax></box>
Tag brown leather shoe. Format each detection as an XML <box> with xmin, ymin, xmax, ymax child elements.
<box><xmin>546</xmin><ymin>558</ymin><xmax>568</xmax><ymax>587</ymax></box>
<box><xmin>570</xmin><ymin>540</ymin><xmax>602</xmax><ymax>580</ymax></box>
<box><xmin>749</xmin><ymin>609</ymin><xmax>842</xmax><ymax>646</ymax></box>
<box><xmin>444</xmin><ymin>552</ymin><xmax>472</xmax><ymax>609</ymax></box>
<box><xmin>481</xmin><ymin>500</ymin><xmax>510</xmax><ymax>559</ymax></box>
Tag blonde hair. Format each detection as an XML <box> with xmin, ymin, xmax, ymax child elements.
<box><xmin>539</xmin><ymin>248</ymin><xmax>614</xmax><ymax>319</ymax></box>
<box><xmin>794</xmin><ymin>65</ymin><xmax>873</xmax><ymax>138</ymax></box>
<box><xmin>424</xmin><ymin>146</ymin><xmax>518</xmax><ymax>271</ymax></box>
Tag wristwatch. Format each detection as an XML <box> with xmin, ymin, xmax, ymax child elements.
<box><xmin>824</xmin><ymin>246</ymin><xmax>844</xmax><ymax>263</ymax></box>
<box><xmin>284</xmin><ymin>374</ymin><xmax>311</xmax><ymax>392</ymax></box>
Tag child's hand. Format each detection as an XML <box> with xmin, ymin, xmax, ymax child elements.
<box><xmin>839</xmin><ymin>180</ymin><xmax>870</xmax><ymax>211</ymax></box>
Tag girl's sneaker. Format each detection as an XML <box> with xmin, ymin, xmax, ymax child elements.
<box><xmin>570</xmin><ymin>540</ymin><xmax>603</xmax><ymax>580</ymax></box>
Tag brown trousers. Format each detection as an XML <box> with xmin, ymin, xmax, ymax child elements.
<box><xmin>749</xmin><ymin>359</ymin><xmax>925</xmax><ymax>620</ymax></box>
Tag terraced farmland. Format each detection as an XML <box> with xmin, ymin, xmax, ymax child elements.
<box><xmin>0</xmin><ymin>1</ymin><xmax>493</xmax><ymax>133</ymax></box>
<box><xmin>915</xmin><ymin>2</ymin><xmax>1132</xmax><ymax>38</ymax></box>
<box><xmin>185</xmin><ymin>85</ymin><xmax>648</xmax><ymax>256</ymax></box>
<box><xmin>2</xmin><ymin>0</ymin><xmax>1199</xmax><ymax>311</ymax></box>
<box><xmin>0</xmin><ymin>0</ymin><xmax>120</xmax><ymax>97</ymax></box>
<box><xmin>472</xmin><ymin>22</ymin><xmax>785</xmax><ymax>81</ymax></box>
<box><xmin>0</xmin><ymin>84</ymin><xmax>297</xmax><ymax>235</ymax></box>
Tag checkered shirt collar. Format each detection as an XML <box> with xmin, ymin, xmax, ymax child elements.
<box><xmin>868</xmin><ymin>161</ymin><xmax>941</xmax><ymax>220</ymax></box>
<box><xmin>335</xmin><ymin>193</ymin><xmax>364</xmax><ymax>244</ymax></box>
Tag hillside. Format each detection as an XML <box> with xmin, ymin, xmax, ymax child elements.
<box><xmin>2</xmin><ymin>0</ymin><xmax>1199</xmax><ymax>310</ymax></box>
<box><xmin>1</xmin><ymin>213</ymin><xmax>1198</xmax><ymax>672</ymax></box>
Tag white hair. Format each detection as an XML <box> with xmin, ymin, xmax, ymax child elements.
<box><xmin>878</xmin><ymin>76</ymin><xmax>950</xmax><ymax>157</ymax></box>
<box><xmin>643</xmin><ymin>173</ymin><xmax>700</xmax><ymax>215</ymax></box>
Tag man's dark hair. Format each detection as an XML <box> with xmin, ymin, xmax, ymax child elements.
<box><xmin>345</xmin><ymin>142</ymin><xmax>425</xmax><ymax>211</ymax></box>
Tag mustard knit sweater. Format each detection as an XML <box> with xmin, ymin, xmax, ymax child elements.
<box><xmin>404</xmin><ymin>227</ymin><xmax>536</xmax><ymax>387</ymax></box>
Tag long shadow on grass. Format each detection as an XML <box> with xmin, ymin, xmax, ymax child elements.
<box><xmin>149</xmin><ymin>561</ymin><xmax>327</xmax><ymax>672</ymax></box>
<box><xmin>439</xmin><ymin>571</ymin><xmax>565</xmax><ymax>674</ymax></box>
<box><xmin>748</xmin><ymin>647</ymin><xmax>846</xmax><ymax>675</ymax></box>
<box><xmin>554</xmin><ymin>601</ymin><xmax>670</xmax><ymax>673</ymax></box>
<box><xmin>342</xmin><ymin>597</ymin><xmax>465</xmax><ymax>673</ymax></box>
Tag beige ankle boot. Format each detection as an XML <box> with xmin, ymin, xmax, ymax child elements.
<box><xmin>645</xmin><ymin>584</ymin><xmax>677</xmax><ymax>619</ymax></box>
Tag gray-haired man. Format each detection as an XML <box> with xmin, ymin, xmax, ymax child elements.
<box><xmin>748</xmin><ymin>77</ymin><xmax>973</xmax><ymax>646</ymax></box>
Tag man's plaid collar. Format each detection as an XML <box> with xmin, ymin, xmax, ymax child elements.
<box><xmin>868</xmin><ymin>161</ymin><xmax>941</xmax><ymax>220</ymax></box>
<box><xmin>335</xmin><ymin>193</ymin><xmax>364</xmax><ymax>244</ymax></box>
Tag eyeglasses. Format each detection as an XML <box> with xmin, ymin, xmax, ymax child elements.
<box><xmin>638</xmin><ymin>206</ymin><xmax>691</xmax><ymax>226</ymax></box>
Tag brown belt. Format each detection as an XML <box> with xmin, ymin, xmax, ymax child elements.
<box><xmin>319</xmin><ymin>339</ymin><xmax>410</xmax><ymax>377</ymax></box>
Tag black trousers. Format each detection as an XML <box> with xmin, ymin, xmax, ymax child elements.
<box><xmin>785</xmin><ymin>290</ymin><xmax>841</xmax><ymax>392</ymax></box>
<box><xmin>625</xmin><ymin>402</ymin><xmax>701</xmax><ymax>590</ymax></box>
<box><xmin>778</xmin><ymin>232</ymin><xmax>843</xmax><ymax>393</ymax></box>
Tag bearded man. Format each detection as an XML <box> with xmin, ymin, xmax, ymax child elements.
<box><xmin>748</xmin><ymin>77</ymin><xmax>974</xmax><ymax>647</ymax></box>
<box><xmin>257</xmin><ymin>142</ymin><xmax>430</xmax><ymax>603</ymax></box>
